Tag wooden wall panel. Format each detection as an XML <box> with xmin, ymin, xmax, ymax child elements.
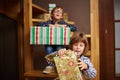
<box><xmin>99</xmin><ymin>0</ymin><xmax>120</xmax><ymax>79</ymax></box>
<box><xmin>90</xmin><ymin>0</ymin><xmax>100</xmax><ymax>80</ymax></box>
<box><xmin>0</xmin><ymin>0</ymin><xmax>20</xmax><ymax>20</ymax></box>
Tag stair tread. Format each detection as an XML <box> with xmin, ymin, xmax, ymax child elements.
<box><xmin>24</xmin><ymin>70</ymin><xmax>57</xmax><ymax>77</ymax></box>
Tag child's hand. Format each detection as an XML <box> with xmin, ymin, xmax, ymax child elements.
<box><xmin>78</xmin><ymin>59</ymin><xmax>88</xmax><ymax>70</ymax></box>
<box><xmin>49</xmin><ymin>24</ymin><xmax>67</xmax><ymax>27</ymax></box>
<box><xmin>49</xmin><ymin>24</ymin><xmax>55</xmax><ymax>27</ymax></box>
<box><xmin>57</xmin><ymin>24</ymin><xmax>67</xmax><ymax>27</ymax></box>
<box><xmin>57</xmin><ymin>48</ymin><xmax>67</xmax><ymax>57</ymax></box>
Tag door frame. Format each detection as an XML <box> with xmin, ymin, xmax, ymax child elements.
<box><xmin>99</xmin><ymin>0</ymin><xmax>120</xmax><ymax>80</ymax></box>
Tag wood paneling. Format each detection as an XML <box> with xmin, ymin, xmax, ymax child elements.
<box><xmin>90</xmin><ymin>0</ymin><xmax>100</xmax><ymax>80</ymax></box>
<box><xmin>0</xmin><ymin>0</ymin><xmax>20</xmax><ymax>20</ymax></box>
<box><xmin>99</xmin><ymin>0</ymin><xmax>120</xmax><ymax>79</ymax></box>
<box><xmin>0</xmin><ymin>14</ymin><xmax>18</xmax><ymax>80</ymax></box>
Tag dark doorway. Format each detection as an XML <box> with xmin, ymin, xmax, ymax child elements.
<box><xmin>0</xmin><ymin>14</ymin><xmax>19</xmax><ymax>80</ymax></box>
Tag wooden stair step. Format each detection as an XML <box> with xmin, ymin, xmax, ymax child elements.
<box><xmin>24</xmin><ymin>70</ymin><xmax>57</xmax><ymax>77</ymax></box>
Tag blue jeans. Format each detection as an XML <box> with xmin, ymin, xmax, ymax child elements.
<box><xmin>45</xmin><ymin>45</ymin><xmax>65</xmax><ymax>54</ymax></box>
<box><xmin>45</xmin><ymin>45</ymin><xmax>65</xmax><ymax>66</ymax></box>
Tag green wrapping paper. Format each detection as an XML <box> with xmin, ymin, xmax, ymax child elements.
<box><xmin>54</xmin><ymin>50</ymin><xmax>85</xmax><ymax>80</ymax></box>
<box><xmin>30</xmin><ymin>26</ymin><xmax>70</xmax><ymax>45</ymax></box>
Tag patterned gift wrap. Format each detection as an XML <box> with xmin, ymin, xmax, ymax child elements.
<box><xmin>54</xmin><ymin>50</ymin><xmax>85</xmax><ymax>80</ymax></box>
<box><xmin>30</xmin><ymin>26</ymin><xmax>70</xmax><ymax>45</ymax></box>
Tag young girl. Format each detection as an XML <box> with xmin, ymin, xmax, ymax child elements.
<box><xmin>57</xmin><ymin>31</ymin><xmax>96</xmax><ymax>79</ymax></box>
<box><xmin>37</xmin><ymin>6</ymin><xmax>77</xmax><ymax>73</ymax></box>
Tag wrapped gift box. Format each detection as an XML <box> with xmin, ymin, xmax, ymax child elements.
<box><xmin>49</xmin><ymin>3</ymin><xmax>56</xmax><ymax>13</ymax></box>
<box><xmin>30</xmin><ymin>26</ymin><xmax>70</xmax><ymax>45</ymax></box>
<box><xmin>44</xmin><ymin>13</ymin><xmax>51</xmax><ymax>21</ymax></box>
<box><xmin>54</xmin><ymin>50</ymin><xmax>84</xmax><ymax>80</ymax></box>
<box><xmin>63</xmin><ymin>13</ymin><xmax>68</xmax><ymax>21</ymax></box>
<box><xmin>40</xmin><ymin>13</ymin><xmax>51</xmax><ymax>21</ymax></box>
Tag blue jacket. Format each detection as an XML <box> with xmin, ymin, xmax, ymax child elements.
<box><xmin>37</xmin><ymin>20</ymin><xmax>77</xmax><ymax>32</ymax></box>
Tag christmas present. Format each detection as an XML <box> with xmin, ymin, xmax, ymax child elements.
<box><xmin>40</xmin><ymin>13</ymin><xmax>51</xmax><ymax>20</ymax></box>
<box><xmin>49</xmin><ymin>3</ymin><xmax>56</xmax><ymax>13</ymax></box>
<box><xmin>63</xmin><ymin>13</ymin><xmax>68</xmax><ymax>21</ymax></box>
<box><xmin>54</xmin><ymin>50</ymin><xmax>85</xmax><ymax>80</ymax></box>
<box><xmin>30</xmin><ymin>26</ymin><xmax>70</xmax><ymax>45</ymax></box>
<box><xmin>44</xmin><ymin>13</ymin><xmax>51</xmax><ymax>21</ymax></box>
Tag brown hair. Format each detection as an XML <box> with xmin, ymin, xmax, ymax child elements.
<box><xmin>51</xmin><ymin>6</ymin><xmax>64</xmax><ymax>20</ymax></box>
<box><xmin>70</xmin><ymin>31</ymin><xmax>89</xmax><ymax>55</ymax></box>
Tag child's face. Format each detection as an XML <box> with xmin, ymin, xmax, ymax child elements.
<box><xmin>72</xmin><ymin>41</ymin><xmax>85</xmax><ymax>56</ymax></box>
<box><xmin>52</xmin><ymin>8</ymin><xmax>63</xmax><ymax>20</ymax></box>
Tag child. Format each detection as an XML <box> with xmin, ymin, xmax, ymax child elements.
<box><xmin>37</xmin><ymin>6</ymin><xmax>77</xmax><ymax>73</ymax></box>
<box><xmin>57</xmin><ymin>31</ymin><xmax>96</xmax><ymax>79</ymax></box>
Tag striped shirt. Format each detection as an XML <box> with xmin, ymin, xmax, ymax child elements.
<box><xmin>80</xmin><ymin>55</ymin><xmax>97</xmax><ymax>79</ymax></box>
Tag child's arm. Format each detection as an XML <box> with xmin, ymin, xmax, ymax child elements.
<box><xmin>80</xmin><ymin>56</ymin><xmax>97</xmax><ymax>79</ymax></box>
<box><xmin>67</xmin><ymin>24</ymin><xmax>77</xmax><ymax>32</ymax></box>
<box><xmin>78</xmin><ymin>59</ymin><xmax>89</xmax><ymax>70</ymax></box>
<box><xmin>57</xmin><ymin>48</ymin><xmax>67</xmax><ymax>57</ymax></box>
<box><xmin>58</xmin><ymin>20</ymin><xmax>77</xmax><ymax>32</ymax></box>
<box><xmin>37</xmin><ymin>20</ymin><xmax>50</xmax><ymax>26</ymax></box>
<box><xmin>49</xmin><ymin>24</ymin><xmax>67</xmax><ymax>27</ymax></box>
